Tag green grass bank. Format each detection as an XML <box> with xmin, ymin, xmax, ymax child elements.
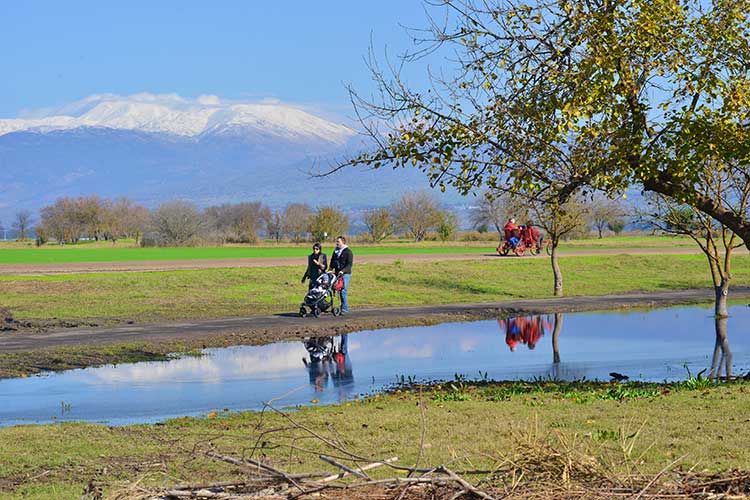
<box><xmin>0</xmin><ymin>379</ymin><xmax>748</xmax><ymax>499</ymax></box>
<box><xmin>1</xmin><ymin>254</ymin><xmax>748</xmax><ymax>324</ymax></box>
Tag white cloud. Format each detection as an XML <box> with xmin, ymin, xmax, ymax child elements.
<box><xmin>258</xmin><ymin>97</ymin><xmax>282</xmax><ymax>105</ymax></box>
<box><xmin>197</xmin><ymin>94</ymin><xmax>221</xmax><ymax>106</ymax></box>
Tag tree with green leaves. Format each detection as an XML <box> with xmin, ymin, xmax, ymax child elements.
<box><xmin>309</xmin><ymin>207</ymin><xmax>349</xmax><ymax>242</ymax></box>
<box><xmin>639</xmin><ymin>161</ymin><xmax>750</xmax><ymax>317</ymax></box>
<box><xmin>527</xmin><ymin>194</ymin><xmax>591</xmax><ymax>296</ymax></box>
<box><xmin>437</xmin><ymin>209</ymin><xmax>459</xmax><ymax>241</ymax></box>
<box><xmin>343</xmin><ymin>0</ymin><xmax>750</xmax><ymax>247</ymax></box>
<box><xmin>362</xmin><ymin>207</ymin><xmax>394</xmax><ymax>243</ymax></box>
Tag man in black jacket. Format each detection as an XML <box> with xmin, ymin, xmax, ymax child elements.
<box><xmin>329</xmin><ymin>236</ymin><xmax>353</xmax><ymax>314</ymax></box>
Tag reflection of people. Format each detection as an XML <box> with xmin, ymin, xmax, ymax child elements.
<box><xmin>331</xmin><ymin>335</ymin><xmax>354</xmax><ymax>400</ymax></box>
<box><xmin>329</xmin><ymin>236</ymin><xmax>353</xmax><ymax>314</ymax></box>
<box><xmin>304</xmin><ymin>357</ymin><xmax>330</xmax><ymax>392</ymax></box>
<box><xmin>302</xmin><ymin>243</ymin><xmax>328</xmax><ymax>289</ymax></box>
<box><xmin>303</xmin><ymin>337</ymin><xmax>333</xmax><ymax>392</ymax></box>
<box><xmin>302</xmin><ymin>335</ymin><xmax>355</xmax><ymax>396</ymax></box>
<box><xmin>498</xmin><ymin>315</ymin><xmax>553</xmax><ymax>351</ymax></box>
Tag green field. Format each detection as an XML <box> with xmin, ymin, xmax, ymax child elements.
<box><xmin>2</xmin><ymin>254</ymin><xmax>747</xmax><ymax>323</ymax></box>
<box><xmin>0</xmin><ymin>380</ymin><xmax>747</xmax><ymax>499</ymax></box>
<box><xmin>0</xmin><ymin>235</ymin><xmax>697</xmax><ymax>265</ymax></box>
<box><xmin>0</xmin><ymin>244</ymin><xmax>484</xmax><ymax>264</ymax></box>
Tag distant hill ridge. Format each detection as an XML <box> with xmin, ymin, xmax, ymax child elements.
<box><xmin>0</xmin><ymin>93</ymin><xmax>456</xmax><ymax>220</ymax></box>
<box><xmin>0</xmin><ymin>93</ymin><xmax>355</xmax><ymax>144</ymax></box>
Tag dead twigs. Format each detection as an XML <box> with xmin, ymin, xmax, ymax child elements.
<box><xmin>105</xmin><ymin>402</ymin><xmax>750</xmax><ymax>500</ymax></box>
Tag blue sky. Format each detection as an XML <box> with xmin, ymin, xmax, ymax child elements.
<box><xmin>1</xmin><ymin>1</ymin><xmax>431</xmax><ymax>118</ymax></box>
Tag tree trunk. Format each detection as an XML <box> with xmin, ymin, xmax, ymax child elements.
<box><xmin>709</xmin><ymin>316</ymin><xmax>732</xmax><ymax>379</ymax></box>
<box><xmin>550</xmin><ymin>241</ymin><xmax>563</xmax><ymax>296</ymax></box>
<box><xmin>714</xmin><ymin>278</ymin><xmax>730</xmax><ymax>318</ymax></box>
<box><xmin>643</xmin><ymin>174</ymin><xmax>750</xmax><ymax>250</ymax></box>
<box><xmin>552</xmin><ymin>313</ymin><xmax>562</xmax><ymax>363</ymax></box>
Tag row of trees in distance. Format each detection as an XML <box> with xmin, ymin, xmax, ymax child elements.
<box><xmin>3</xmin><ymin>191</ymin><xmax>629</xmax><ymax>246</ymax></box>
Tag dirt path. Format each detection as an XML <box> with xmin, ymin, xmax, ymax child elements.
<box><xmin>0</xmin><ymin>247</ymin><xmax>712</xmax><ymax>276</ymax></box>
<box><xmin>2</xmin><ymin>287</ymin><xmax>747</xmax><ymax>354</ymax></box>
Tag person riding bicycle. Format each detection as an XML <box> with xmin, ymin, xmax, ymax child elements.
<box><xmin>525</xmin><ymin>221</ymin><xmax>543</xmax><ymax>249</ymax></box>
<box><xmin>503</xmin><ymin>218</ymin><xmax>520</xmax><ymax>248</ymax></box>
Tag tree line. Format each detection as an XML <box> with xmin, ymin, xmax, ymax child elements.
<box><xmin>2</xmin><ymin>191</ymin><xmax>473</xmax><ymax>246</ymax></box>
<box><xmin>2</xmin><ymin>190</ymin><xmax>631</xmax><ymax>246</ymax></box>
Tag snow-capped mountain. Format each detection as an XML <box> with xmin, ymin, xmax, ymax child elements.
<box><xmin>0</xmin><ymin>93</ymin><xmax>355</xmax><ymax>145</ymax></box>
<box><xmin>0</xmin><ymin>93</ymin><xmax>453</xmax><ymax>222</ymax></box>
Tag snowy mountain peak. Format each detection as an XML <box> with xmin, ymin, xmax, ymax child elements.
<box><xmin>0</xmin><ymin>93</ymin><xmax>355</xmax><ymax>144</ymax></box>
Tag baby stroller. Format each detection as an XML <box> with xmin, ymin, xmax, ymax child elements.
<box><xmin>299</xmin><ymin>272</ymin><xmax>342</xmax><ymax>318</ymax></box>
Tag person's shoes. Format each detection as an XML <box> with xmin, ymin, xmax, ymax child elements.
<box><xmin>340</xmin><ymin>309</ymin><xmax>349</xmax><ymax>315</ymax></box>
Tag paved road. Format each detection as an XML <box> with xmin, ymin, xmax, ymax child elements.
<box><xmin>0</xmin><ymin>247</ymin><xmax>710</xmax><ymax>276</ymax></box>
<box><xmin>2</xmin><ymin>287</ymin><xmax>746</xmax><ymax>353</ymax></box>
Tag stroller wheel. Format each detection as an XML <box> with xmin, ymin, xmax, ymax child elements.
<box><xmin>332</xmin><ymin>306</ymin><xmax>341</xmax><ymax>317</ymax></box>
<box><xmin>312</xmin><ymin>307</ymin><xmax>320</xmax><ymax>318</ymax></box>
<box><xmin>299</xmin><ymin>306</ymin><xmax>307</xmax><ymax>318</ymax></box>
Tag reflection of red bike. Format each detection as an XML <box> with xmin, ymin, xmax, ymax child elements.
<box><xmin>499</xmin><ymin>316</ymin><xmax>553</xmax><ymax>351</ymax></box>
<box><xmin>496</xmin><ymin>226</ymin><xmax>548</xmax><ymax>256</ymax></box>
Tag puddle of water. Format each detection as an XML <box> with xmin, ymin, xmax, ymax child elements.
<box><xmin>0</xmin><ymin>305</ymin><xmax>748</xmax><ymax>427</ymax></box>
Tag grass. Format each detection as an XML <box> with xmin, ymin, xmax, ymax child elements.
<box><xmin>1</xmin><ymin>254</ymin><xmax>747</xmax><ymax>323</ymax></box>
<box><xmin>0</xmin><ymin>235</ymin><xmax>698</xmax><ymax>265</ymax></box>
<box><xmin>4</xmin><ymin>253</ymin><xmax>750</xmax><ymax>322</ymax></box>
<box><xmin>0</xmin><ymin>379</ymin><xmax>747</xmax><ymax>499</ymax></box>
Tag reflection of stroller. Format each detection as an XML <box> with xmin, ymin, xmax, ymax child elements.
<box><xmin>299</xmin><ymin>272</ymin><xmax>342</xmax><ymax>318</ymax></box>
<box><xmin>302</xmin><ymin>335</ymin><xmax>353</xmax><ymax>396</ymax></box>
<box><xmin>304</xmin><ymin>337</ymin><xmax>335</xmax><ymax>362</ymax></box>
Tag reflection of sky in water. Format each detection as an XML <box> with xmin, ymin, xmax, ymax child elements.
<box><xmin>0</xmin><ymin>304</ymin><xmax>748</xmax><ymax>427</ymax></box>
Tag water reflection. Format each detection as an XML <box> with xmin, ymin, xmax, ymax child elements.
<box><xmin>0</xmin><ymin>306</ymin><xmax>747</xmax><ymax>427</ymax></box>
<box><xmin>709</xmin><ymin>317</ymin><xmax>732</xmax><ymax>380</ymax></box>
<box><xmin>302</xmin><ymin>335</ymin><xmax>354</xmax><ymax>398</ymax></box>
<box><xmin>501</xmin><ymin>311</ymin><xmax>739</xmax><ymax>382</ymax></box>
<box><xmin>552</xmin><ymin>313</ymin><xmax>562</xmax><ymax>364</ymax></box>
<box><xmin>498</xmin><ymin>315</ymin><xmax>553</xmax><ymax>351</ymax></box>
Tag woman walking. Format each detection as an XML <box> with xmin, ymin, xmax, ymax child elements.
<box><xmin>302</xmin><ymin>242</ymin><xmax>328</xmax><ymax>289</ymax></box>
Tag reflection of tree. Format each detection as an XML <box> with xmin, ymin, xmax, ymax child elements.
<box><xmin>552</xmin><ymin>313</ymin><xmax>563</xmax><ymax>364</ymax></box>
<box><xmin>709</xmin><ymin>317</ymin><xmax>732</xmax><ymax>380</ymax></box>
<box><xmin>498</xmin><ymin>315</ymin><xmax>553</xmax><ymax>352</ymax></box>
